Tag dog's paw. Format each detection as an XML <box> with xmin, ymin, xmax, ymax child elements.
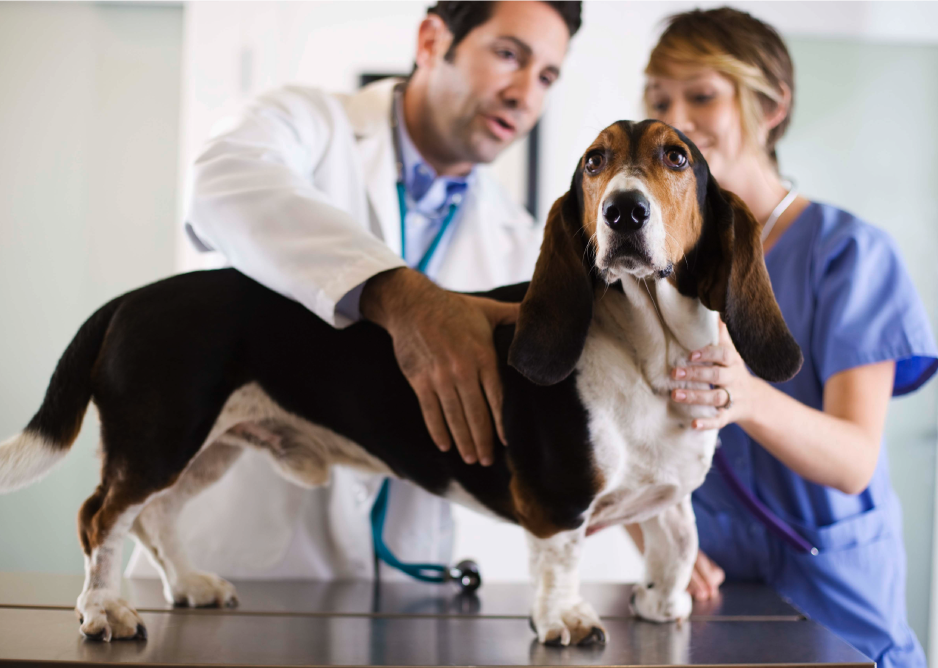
<box><xmin>76</xmin><ymin>590</ymin><xmax>146</xmax><ymax>642</ymax></box>
<box><xmin>170</xmin><ymin>571</ymin><xmax>238</xmax><ymax>608</ymax></box>
<box><xmin>531</xmin><ymin>599</ymin><xmax>606</xmax><ymax>646</ymax></box>
<box><xmin>629</xmin><ymin>582</ymin><xmax>692</xmax><ymax>622</ymax></box>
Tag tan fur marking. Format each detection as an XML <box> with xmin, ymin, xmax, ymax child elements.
<box><xmin>578</xmin><ymin>123</ymin><xmax>630</xmax><ymax>247</ymax></box>
<box><xmin>636</xmin><ymin>124</ymin><xmax>703</xmax><ymax>263</ymax></box>
<box><xmin>509</xmin><ymin>475</ymin><xmax>566</xmax><ymax>539</ymax></box>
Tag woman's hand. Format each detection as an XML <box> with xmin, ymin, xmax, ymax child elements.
<box><xmin>670</xmin><ymin>319</ymin><xmax>762</xmax><ymax>430</ymax></box>
<box><xmin>688</xmin><ymin>550</ymin><xmax>725</xmax><ymax>601</ymax></box>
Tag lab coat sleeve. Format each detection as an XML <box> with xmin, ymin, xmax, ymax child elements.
<box><xmin>185</xmin><ymin>86</ymin><xmax>406</xmax><ymax>327</ymax></box>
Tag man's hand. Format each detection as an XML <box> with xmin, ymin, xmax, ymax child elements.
<box><xmin>360</xmin><ymin>268</ymin><xmax>519</xmax><ymax>466</ymax></box>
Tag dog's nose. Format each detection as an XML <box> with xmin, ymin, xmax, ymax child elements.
<box><xmin>603</xmin><ymin>190</ymin><xmax>650</xmax><ymax>232</ymax></box>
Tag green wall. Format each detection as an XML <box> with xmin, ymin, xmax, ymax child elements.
<box><xmin>0</xmin><ymin>3</ymin><xmax>182</xmax><ymax>573</ymax></box>
<box><xmin>782</xmin><ymin>37</ymin><xmax>938</xmax><ymax>653</ymax></box>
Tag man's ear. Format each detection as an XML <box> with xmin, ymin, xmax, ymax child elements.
<box><xmin>691</xmin><ymin>175</ymin><xmax>803</xmax><ymax>383</ymax></box>
<box><xmin>415</xmin><ymin>15</ymin><xmax>452</xmax><ymax>69</ymax></box>
<box><xmin>508</xmin><ymin>181</ymin><xmax>593</xmax><ymax>386</ymax></box>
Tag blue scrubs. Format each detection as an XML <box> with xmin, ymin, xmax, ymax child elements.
<box><xmin>692</xmin><ymin>202</ymin><xmax>938</xmax><ymax>668</ymax></box>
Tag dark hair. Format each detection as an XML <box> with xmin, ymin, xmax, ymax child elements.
<box><xmin>648</xmin><ymin>7</ymin><xmax>794</xmax><ymax>164</ymax></box>
<box><xmin>427</xmin><ymin>1</ymin><xmax>582</xmax><ymax>60</ymax></box>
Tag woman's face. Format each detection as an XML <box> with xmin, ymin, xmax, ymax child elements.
<box><xmin>644</xmin><ymin>63</ymin><xmax>748</xmax><ymax>183</ymax></box>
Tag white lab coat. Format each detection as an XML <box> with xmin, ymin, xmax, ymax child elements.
<box><xmin>126</xmin><ymin>78</ymin><xmax>543</xmax><ymax>580</ymax></box>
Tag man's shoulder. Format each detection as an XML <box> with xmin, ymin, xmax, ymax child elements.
<box><xmin>238</xmin><ymin>80</ymin><xmax>396</xmax><ymax>144</ymax></box>
<box><xmin>249</xmin><ymin>84</ymin><xmax>347</xmax><ymax>119</ymax></box>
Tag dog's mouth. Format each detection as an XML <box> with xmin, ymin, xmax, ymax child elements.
<box><xmin>598</xmin><ymin>237</ymin><xmax>663</xmax><ymax>281</ymax></box>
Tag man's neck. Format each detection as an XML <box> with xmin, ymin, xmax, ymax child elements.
<box><xmin>401</xmin><ymin>82</ymin><xmax>474</xmax><ymax>178</ymax></box>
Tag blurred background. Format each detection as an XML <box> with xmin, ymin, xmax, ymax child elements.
<box><xmin>0</xmin><ymin>0</ymin><xmax>936</xmax><ymax>658</ymax></box>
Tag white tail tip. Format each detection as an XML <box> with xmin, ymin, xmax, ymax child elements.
<box><xmin>0</xmin><ymin>430</ymin><xmax>68</xmax><ymax>493</ymax></box>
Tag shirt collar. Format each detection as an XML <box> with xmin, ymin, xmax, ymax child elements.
<box><xmin>395</xmin><ymin>93</ymin><xmax>473</xmax><ymax>206</ymax></box>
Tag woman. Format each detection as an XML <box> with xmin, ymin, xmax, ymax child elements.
<box><xmin>640</xmin><ymin>8</ymin><xmax>938</xmax><ymax>667</ymax></box>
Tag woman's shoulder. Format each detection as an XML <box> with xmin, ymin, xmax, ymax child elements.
<box><xmin>800</xmin><ymin>202</ymin><xmax>902</xmax><ymax>273</ymax></box>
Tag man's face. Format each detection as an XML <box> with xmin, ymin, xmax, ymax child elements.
<box><xmin>422</xmin><ymin>1</ymin><xmax>570</xmax><ymax>165</ymax></box>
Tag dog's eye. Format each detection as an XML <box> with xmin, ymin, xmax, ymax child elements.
<box><xmin>585</xmin><ymin>152</ymin><xmax>606</xmax><ymax>174</ymax></box>
<box><xmin>664</xmin><ymin>149</ymin><xmax>687</xmax><ymax>169</ymax></box>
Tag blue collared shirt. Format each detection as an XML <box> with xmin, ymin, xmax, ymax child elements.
<box><xmin>336</xmin><ymin>95</ymin><xmax>474</xmax><ymax>321</ymax></box>
<box><xmin>395</xmin><ymin>95</ymin><xmax>473</xmax><ymax>275</ymax></box>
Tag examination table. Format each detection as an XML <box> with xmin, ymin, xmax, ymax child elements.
<box><xmin>0</xmin><ymin>573</ymin><xmax>872</xmax><ymax>666</ymax></box>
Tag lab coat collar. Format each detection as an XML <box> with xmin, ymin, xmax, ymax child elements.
<box><xmin>344</xmin><ymin>78</ymin><xmax>403</xmax><ymax>257</ymax></box>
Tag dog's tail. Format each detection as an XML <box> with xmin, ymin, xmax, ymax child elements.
<box><xmin>0</xmin><ymin>296</ymin><xmax>124</xmax><ymax>493</ymax></box>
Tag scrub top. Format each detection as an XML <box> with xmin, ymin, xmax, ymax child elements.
<box><xmin>692</xmin><ymin>202</ymin><xmax>938</xmax><ymax>668</ymax></box>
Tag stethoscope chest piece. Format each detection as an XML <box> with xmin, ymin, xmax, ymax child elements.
<box><xmin>446</xmin><ymin>559</ymin><xmax>482</xmax><ymax>593</ymax></box>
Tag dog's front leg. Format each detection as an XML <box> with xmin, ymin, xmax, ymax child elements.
<box><xmin>526</xmin><ymin>527</ymin><xmax>606</xmax><ymax>646</ymax></box>
<box><xmin>630</xmin><ymin>495</ymin><xmax>697</xmax><ymax>622</ymax></box>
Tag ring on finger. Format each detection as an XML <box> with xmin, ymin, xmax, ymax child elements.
<box><xmin>718</xmin><ymin>387</ymin><xmax>733</xmax><ymax>410</ymax></box>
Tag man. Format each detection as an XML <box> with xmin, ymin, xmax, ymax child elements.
<box><xmin>126</xmin><ymin>1</ymin><xmax>581</xmax><ymax>580</ymax></box>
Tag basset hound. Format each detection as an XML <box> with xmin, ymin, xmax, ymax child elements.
<box><xmin>0</xmin><ymin>120</ymin><xmax>802</xmax><ymax>645</ymax></box>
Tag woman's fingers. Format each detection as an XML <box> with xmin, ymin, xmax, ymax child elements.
<box><xmin>687</xmin><ymin>551</ymin><xmax>725</xmax><ymax>600</ymax></box>
<box><xmin>672</xmin><ymin>388</ymin><xmax>731</xmax><ymax>407</ymax></box>
<box><xmin>689</xmin><ymin>345</ymin><xmax>731</xmax><ymax>365</ymax></box>
<box><xmin>672</xmin><ymin>364</ymin><xmax>727</xmax><ymax>384</ymax></box>
<box><xmin>698</xmin><ymin>551</ymin><xmax>726</xmax><ymax>589</ymax></box>
<box><xmin>688</xmin><ymin>568</ymin><xmax>710</xmax><ymax>600</ymax></box>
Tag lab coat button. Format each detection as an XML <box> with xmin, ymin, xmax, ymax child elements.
<box><xmin>354</xmin><ymin>484</ymin><xmax>369</xmax><ymax>505</ymax></box>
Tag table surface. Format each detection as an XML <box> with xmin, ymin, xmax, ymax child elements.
<box><xmin>0</xmin><ymin>573</ymin><xmax>873</xmax><ymax>667</ymax></box>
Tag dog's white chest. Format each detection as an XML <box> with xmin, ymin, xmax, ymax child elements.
<box><xmin>576</xmin><ymin>279</ymin><xmax>719</xmax><ymax>530</ymax></box>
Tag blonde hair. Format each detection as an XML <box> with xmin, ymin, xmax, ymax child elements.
<box><xmin>645</xmin><ymin>8</ymin><xmax>794</xmax><ymax>163</ymax></box>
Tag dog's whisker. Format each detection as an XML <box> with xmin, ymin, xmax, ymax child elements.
<box><xmin>642</xmin><ymin>277</ymin><xmax>663</xmax><ymax>323</ymax></box>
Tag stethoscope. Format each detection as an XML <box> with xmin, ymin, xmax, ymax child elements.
<box><xmin>369</xmin><ymin>83</ymin><xmax>481</xmax><ymax>593</ymax></box>
<box><xmin>713</xmin><ymin>180</ymin><xmax>819</xmax><ymax>557</ymax></box>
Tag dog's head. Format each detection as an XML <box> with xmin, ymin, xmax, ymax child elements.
<box><xmin>508</xmin><ymin>120</ymin><xmax>802</xmax><ymax>385</ymax></box>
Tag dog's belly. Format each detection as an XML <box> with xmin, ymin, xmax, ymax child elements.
<box><xmin>207</xmin><ymin>383</ymin><xmax>392</xmax><ymax>487</ymax></box>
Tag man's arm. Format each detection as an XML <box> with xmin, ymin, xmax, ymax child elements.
<box><xmin>186</xmin><ymin>86</ymin><xmax>406</xmax><ymax>327</ymax></box>
<box><xmin>187</xmin><ymin>86</ymin><xmax>516</xmax><ymax>465</ymax></box>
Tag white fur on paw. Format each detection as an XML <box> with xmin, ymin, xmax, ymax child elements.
<box><xmin>532</xmin><ymin>598</ymin><xmax>607</xmax><ymax>646</ymax></box>
<box><xmin>630</xmin><ymin>583</ymin><xmax>692</xmax><ymax>622</ymax></box>
<box><xmin>76</xmin><ymin>590</ymin><xmax>146</xmax><ymax>642</ymax></box>
<box><xmin>170</xmin><ymin>572</ymin><xmax>238</xmax><ymax>608</ymax></box>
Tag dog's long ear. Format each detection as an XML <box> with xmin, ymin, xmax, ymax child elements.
<box><xmin>508</xmin><ymin>179</ymin><xmax>593</xmax><ymax>386</ymax></box>
<box><xmin>691</xmin><ymin>175</ymin><xmax>803</xmax><ymax>382</ymax></box>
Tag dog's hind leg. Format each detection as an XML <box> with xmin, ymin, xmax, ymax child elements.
<box><xmin>630</xmin><ymin>495</ymin><xmax>696</xmax><ymax>622</ymax></box>
<box><xmin>76</xmin><ymin>476</ymin><xmax>150</xmax><ymax>641</ymax></box>
<box><xmin>526</xmin><ymin>528</ymin><xmax>606</xmax><ymax>646</ymax></box>
<box><xmin>129</xmin><ymin>441</ymin><xmax>243</xmax><ymax>608</ymax></box>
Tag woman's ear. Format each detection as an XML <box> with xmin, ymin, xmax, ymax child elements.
<box><xmin>762</xmin><ymin>82</ymin><xmax>792</xmax><ymax>138</ymax></box>
<box><xmin>694</xmin><ymin>176</ymin><xmax>802</xmax><ymax>382</ymax></box>
<box><xmin>508</xmin><ymin>181</ymin><xmax>594</xmax><ymax>386</ymax></box>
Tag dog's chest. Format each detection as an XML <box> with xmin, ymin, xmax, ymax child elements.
<box><xmin>575</xmin><ymin>280</ymin><xmax>719</xmax><ymax>528</ymax></box>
